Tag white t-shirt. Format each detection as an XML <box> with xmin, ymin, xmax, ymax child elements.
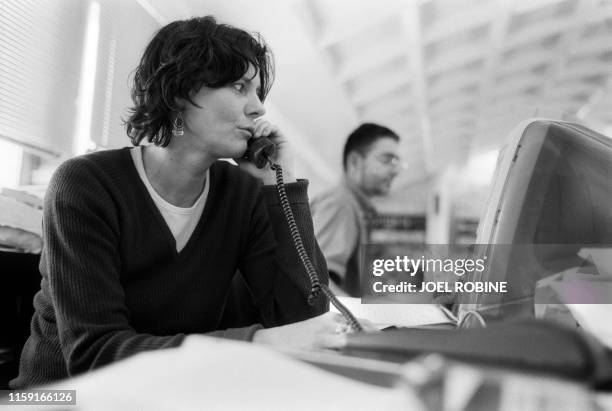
<box><xmin>131</xmin><ymin>146</ymin><xmax>209</xmax><ymax>252</ymax></box>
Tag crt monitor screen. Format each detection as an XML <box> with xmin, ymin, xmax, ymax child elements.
<box><xmin>461</xmin><ymin>120</ymin><xmax>612</xmax><ymax>320</ymax></box>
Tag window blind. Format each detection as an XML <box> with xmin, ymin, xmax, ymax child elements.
<box><xmin>1</xmin><ymin>0</ymin><xmax>162</xmax><ymax>158</ymax></box>
<box><xmin>0</xmin><ymin>0</ymin><xmax>87</xmax><ymax>157</ymax></box>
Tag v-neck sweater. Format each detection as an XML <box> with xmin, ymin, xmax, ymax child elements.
<box><xmin>130</xmin><ymin>146</ymin><xmax>210</xmax><ymax>252</ymax></box>
<box><xmin>12</xmin><ymin>148</ymin><xmax>328</xmax><ymax>388</ymax></box>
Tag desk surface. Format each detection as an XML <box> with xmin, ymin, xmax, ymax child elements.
<box><xmin>2</xmin><ymin>335</ymin><xmax>603</xmax><ymax>410</ymax></box>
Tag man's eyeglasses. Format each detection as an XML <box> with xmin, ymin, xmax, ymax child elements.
<box><xmin>375</xmin><ymin>154</ymin><xmax>403</xmax><ymax>169</ymax></box>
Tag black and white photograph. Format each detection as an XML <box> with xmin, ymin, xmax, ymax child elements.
<box><xmin>1</xmin><ymin>0</ymin><xmax>612</xmax><ymax>409</ymax></box>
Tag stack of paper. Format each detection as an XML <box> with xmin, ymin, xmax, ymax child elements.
<box><xmin>0</xmin><ymin>188</ymin><xmax>43</xmax><ymax>253</ymax></box>
<box><xmin>0</xmin><ymin>190</ymin><xmax>43</xmax><ymax>236</ymax></box>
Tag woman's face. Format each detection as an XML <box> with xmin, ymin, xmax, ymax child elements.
<box><xmin>181</xmin><ymin>64</ymin><xmax>265</xmax><ymax>159</ymax></box>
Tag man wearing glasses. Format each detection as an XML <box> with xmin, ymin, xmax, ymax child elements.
<box><xmin>311</xmin><ymin>123</ymin><xmax>401</xmax><ymax>297</ymax></box>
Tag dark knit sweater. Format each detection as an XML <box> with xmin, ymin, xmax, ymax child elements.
<box><xmin>11</xmin><ymin>148</ymin><xmax>328</xmax><ymax>388</ymax></box>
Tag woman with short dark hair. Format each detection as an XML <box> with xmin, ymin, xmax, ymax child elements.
<box><xmin>12</xmin><ymin>16</ymin><xmax>341</xmax><ymax>388</ymax></box>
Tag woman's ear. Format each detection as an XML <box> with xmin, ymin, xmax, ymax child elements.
<box><xmin>173</xmin><ymin>97</ymin><xmax>188</xmax><ymax>111</ymax></box>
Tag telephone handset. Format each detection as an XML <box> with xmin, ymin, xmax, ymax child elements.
<box><xmin>243</xmin><ymin>137</ymin><xmax>276</xmax><ymax>169</ymax></box>
<box><xmin>244</xmin><ymin>137</ymin><xmax>362</xmax><ymax>332</ymax></box>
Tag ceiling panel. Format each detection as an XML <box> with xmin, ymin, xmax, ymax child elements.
<box><xmin>145</xmin><ymin>0</ymin><xmax>612</xmax><ymax>192</ymax></box>
<box><xmin>298</xmin><ymin>0</ymin><xmax>612</xmax><ymax>179</ymax></box>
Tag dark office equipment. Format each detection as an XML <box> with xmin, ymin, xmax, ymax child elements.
<box><xmin>0</xmin><ymin>250</ymin><xmax>40</xmax><ymax>389</ymax></box>
<box><xmin>344</xmin><ymin>319</ymin><xmax>612</xmax><ymax>387</ymax></box>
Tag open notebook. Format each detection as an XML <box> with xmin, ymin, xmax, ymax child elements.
<box><xmin>330</xmin><ymin>297</ymin><xmax>457</xmax><ymax>329</ymax></box>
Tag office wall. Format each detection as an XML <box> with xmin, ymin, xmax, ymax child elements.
<box><xmin>90</xmin><ymin>0</ymin><xmax>161</xmax><ymax>150</ymax></box>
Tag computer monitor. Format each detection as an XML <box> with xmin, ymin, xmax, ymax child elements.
<box><xmin>459</xmin><ymin>119</ymin><xmax>612</xmax><ymax>321</ymax></box>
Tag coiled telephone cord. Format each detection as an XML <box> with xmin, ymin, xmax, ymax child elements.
<box><xmin>269</xmin><ymin>161</ymin><xmax>363</xmax><ymax>332</ymax></box>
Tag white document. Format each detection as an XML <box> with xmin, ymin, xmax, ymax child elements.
<box><xmin>48</xmin><ymin>336</ymin><xmax>422</xmax><ymax>410</ymax></box>
<box><xmin>550</xmin><ymin>249</ymin><xmax>612</xmax><ymax>350</ymax></box>
<box><xmin>563</xmin><ymin>303</ymin><xmax>612</xmax><ymax>350</ymax></box>
<box><xmin>330</xmin><ymin>296</ymin><xmax>456</xmax><ymax>329</ymax></box>
<box><xmin>0</xmin><ymin>195</ymin><xmax>43</xmax><ymax>236</ymax></box>
<box><xmin>578</xmin><ymin>247</ymin><xmax>612</xmax><ymax>277</ymax></box>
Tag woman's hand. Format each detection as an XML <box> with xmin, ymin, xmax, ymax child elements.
<box><xmin>252</xmin><ymin>312</ymin><xmax>353</xmax><ymax>351</ymax></box>
<box><xmin>236</xmin><ymin>119</ymin><xmax>296</xmax><ymax>185</ymax></box>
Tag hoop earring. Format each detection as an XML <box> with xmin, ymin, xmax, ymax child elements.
<box><xmin>172</xmin><ymin>112</ymin><xmax>184</xmax><ymax>136</ymax></box>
